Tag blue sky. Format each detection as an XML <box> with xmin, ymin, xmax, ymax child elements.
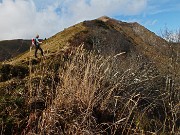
<box><xmin>117</xmin><ymin>9</ymin><xmax>179</xmax><ymax>35</ymax></box>
<box><xmin>0</xmin><ymin>0</ymin><xmax>179</xmax><ymax>40</ymax></box>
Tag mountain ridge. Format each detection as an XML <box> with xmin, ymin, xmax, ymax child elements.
<box><xmin>0</xmin><ymin>16</ymin><xmax>179</xmax><ymax>134</ymax></box>
<box><xmin>3</xmin><ymin>16</ymin><xmax>179</xmax><ymax>76</ymax></box>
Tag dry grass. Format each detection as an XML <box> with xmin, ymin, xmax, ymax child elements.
<box><xmin>21</xmin><ymin>46</ymin><xmax>179</xmax><ymax>135</ymax></box>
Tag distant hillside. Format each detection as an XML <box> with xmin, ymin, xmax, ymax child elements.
<box><xmin>0</xmin><ymin>17</ymin><xmax>179</xmax><ymax>135</ymax></box>
<box><xmin>0</xmin><ymin>39</ymin><xmax>30</xmax><ymax>62</ymax></box>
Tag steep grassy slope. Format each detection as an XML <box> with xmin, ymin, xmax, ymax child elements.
<box><xmin>0</xmin><ymin>17</ymin><xmax>179</xmax><ymax>134</ymax></box>
<box><xmin>102</xmin><ymin>18</ymin><xmax>175</xmax><ymax>74</ymax></box>
<box><xmin>9</xmin><ymin>23</ymin><xmax>87</xmax><ymax>64</ymax></box>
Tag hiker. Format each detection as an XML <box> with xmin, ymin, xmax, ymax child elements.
<box><xmin>34</xmin><ymin>34</ymin><xmax>44</xmax><ymax>58</ymax></box>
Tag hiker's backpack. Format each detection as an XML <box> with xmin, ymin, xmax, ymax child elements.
<box><xmin>32</xmin><ymin>38</ymin><xmax>37</xmax><ymax>46</ymax></box>
<box><xmin>32</xmin><ymin>38</ymin><xmax>35</xmax><ymax>46</ymax></box>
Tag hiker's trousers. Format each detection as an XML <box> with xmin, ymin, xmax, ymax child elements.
<box><xmin>35</xmin><ymin>45</ymin><xmax>43</xmax><ymax>58</ymax></box>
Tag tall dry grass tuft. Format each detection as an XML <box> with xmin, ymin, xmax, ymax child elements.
<box><xmin>24</xmin><ymin>46</ymin><xmax>179</xmax><ymax>135</ymax></box>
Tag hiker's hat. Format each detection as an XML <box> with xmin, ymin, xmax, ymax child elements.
<box><xmin>36</xmin><ymin>34</ymin><xmax>39</xmax><ymax>38</ymax></box>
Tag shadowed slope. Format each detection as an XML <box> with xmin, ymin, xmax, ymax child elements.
<box><xmin>0</xmin><ymin>39</ymin><xmax>31</xmax><ymax>62</ymax></box>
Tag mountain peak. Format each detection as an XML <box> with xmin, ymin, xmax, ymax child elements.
<box><xmin>97</xmin><ymin>16</ymin><xmax>111</xmax><ymax>22</ymax></box>
<box><xmin>97</xmin><ymin>16</ymin><xmax>123</xmax><ymax>23</ymax></box>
